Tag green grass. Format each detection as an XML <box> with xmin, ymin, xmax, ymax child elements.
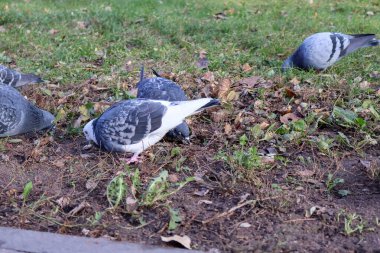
<box><xmin>0</xmin><ymin>0</ymin><xmax>379</xmax><ymax>85</ymax></box>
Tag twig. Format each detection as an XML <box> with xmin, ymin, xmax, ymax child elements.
<box><xmin>284</xmin><ymin>218</ymin><xmax>317</xmax><ymax>223</ymax></box>
<box><xmin>202</xmin><ymin>196</ymin><xmax>280</xmax><ymax>224</ymax></box>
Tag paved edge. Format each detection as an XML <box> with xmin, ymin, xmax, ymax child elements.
<box><xmin>0</xmin><ymin>227</ymin><xmax>201</xmax><ymax>253</ymax></box>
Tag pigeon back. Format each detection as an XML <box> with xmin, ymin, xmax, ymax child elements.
<box><xmin>0</xmin><ymin>85</ymin><xmax>54</xmax><ymax>137</ymax></box>
<box><xmin>137</xmin><ymin>77</ymin><xmax>188</xmax><ymax>101</ymax></box>
<box><xmin>0</xmin><ymin>65</ymin><xmax>43</xmax><ymax>87</ymax></box>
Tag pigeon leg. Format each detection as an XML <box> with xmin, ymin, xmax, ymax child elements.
<box><xmin>126</xmin><ymin>153</ymin><xmax>141</xmax><ymax>164</ymax></box>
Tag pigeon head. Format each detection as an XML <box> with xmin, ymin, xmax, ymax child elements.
<box><xmin>166</xmin><ymin>122</ymin><xmax>190</xmax><ymax>144</ymax></box>
<box><xmin>41</xmin><ymin>110</ymin><xmax>55</xmax><ymax>130</ymax></box>
<box><xmin>83</xmin><ymin>119</ymin><xmax>98</xmax><ymax>145</ymax></box>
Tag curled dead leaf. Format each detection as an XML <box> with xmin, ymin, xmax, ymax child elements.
<box><xmin>241</xmin><ymin>63</ymin><xmax>252</xmax><ymax>72</ymax></box>
<box><xmin>217</xmin><ymin>78</ymin><xmax>231</xmax><ymax>101</ymax></box>
<box><xmin>238</xmin><ymin>76</ymin><xmax>261</xmax><ymax>87</ymax></box>
<box><xmin>280</xmin><ymin>113</ymin><xmax>300</xmax><ymax>124</ymax></box>
<box><xmin>201</xmin><ymin>71</ymin><xmax>215</xmax><ymax>83</ymax></box>
<box><xmin>289</xmin><ymin>77</ymin><xmax>300</xmax><ymax>85</ymax></box>
<box><xmin>211</xmin><ymin>110</ymin><xmax>228</xmax><ymax>123</ymax></box>
<box><xmin>161</xmin><ymin>235</ymin><xmax>191</xmax><ymax>249</ymax></box>
<box><xmin>224</xmin><ymin>123</ymin><xmax>232</xmax><ymax>134</ymax></box>
<box><xmin>56</xmin><ymin>196</ymin><xmax>71</xmax><ymax>209</ymax></box>
<box><xmin>296</xmin><ymin>170</ymin><xmax>315</xmax><ymax>177</ymax></box>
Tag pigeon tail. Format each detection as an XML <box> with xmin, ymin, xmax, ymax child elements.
<box><xmin>139</xmin><ymin>65</ymin><xmax>145</xmax><ymax>82</ymax></box>
<box><xmin>345</xmin><ymin>34</ymin><xmax>379</xmax><ymax>55</ymax></box>
<box><xmin>152</xmin><ymin>68</ymin><xmax>161</xmax><ymax>77</ymax></box>
<box><xmin>195</xmin><ymin>99</ymin><xmax>221</xmax><ymax>112</ymax></box>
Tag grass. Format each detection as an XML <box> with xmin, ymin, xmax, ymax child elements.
<box><xmin>1</xmin><ymin>0</ymin><xmax>379</xmax><ymax>85</ymax></box>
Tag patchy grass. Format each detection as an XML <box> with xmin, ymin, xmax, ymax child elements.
<box><xmin>0</xmin><ymin>0</ymin><xmax>380</xmax><ymax>252</ymax></box>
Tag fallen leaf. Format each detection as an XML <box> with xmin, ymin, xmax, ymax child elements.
<box><xmin>360</xmin><ymin>160</ymin><xmax>371</xmax><ymax>169</ymax></box>
<box><xmin>161</xmin><ymin>235</ymin><xmax>191</xmax><ymax>249</ymax></box>
<box><xmin>126</xmin><ymin>197</ymin><xmax>138</xmax><ymax>213</ymax></box>
<box><xmin>259</xmin><ymin>121</ymin><xmax>270</xmax><ymax>130</ymax></box>
<box><xmin>280</xmin><ymin>113</ymin><xmax>300</xmax><ymax>124</ymax></box>
<box><xmin>359</xmin><ymin>81</ymin><xmax>370</xmax><ymax>89</ymax></box>
<box><xmin>0</xmin><ymin>26</ymin><xmax>6</xmax><ymax>32</ymax></box>
<box><xmin>56</xmin><ymin>196</ymin><xmax>71</xmax><ymax>208</ymax></box>
<box><xmin>224</xmin><ymin>123</ymin><xmax>232</xmax><ymax>134</ymax></box>
<box><xmin>289</xmin><ymin>77</ymin><xmax>300</xmax><ymax>85</ymax></box>
<box><xmin>85</xmin><ymin>178</ymin><xmax>98</xmax><ymax>190</ymax></box>
<box><xmin>52</xmin><ymin>160</ymin><xmax>65</xmax><ymax>169</ymax></box>
<box><xmin>226</xmin><ymin>90</ymin><xmax>239</xmax><ymax>101</ymax></box>
<box><xmin>241</xmin><ymin>63</ymin><xmax>252</xmax><ymax>72</ymax></box>
<box><xmin>201</xmin><ymin>71</ymin><xmax>215</xmax><ymax>83</ymax></box>
<box><xmin>217</xmin><ymin>78</ymin><xmax>231</xmax><ymax>101</ymax></box>
<box><xmin>285</xmin><ymin>88</ymin><xmax>297</xmax><ymax>98</ymax></box>
<box><xmin>296</xmin><ymin>170</ymin><xmax>315</xmax><ymax>177</ymax></box>
<box><xmin>238</xmin><ymin>76</ymin><xmax>261</xmax><ymax>87</ymax></box>
<box><xmin>168</xmin><ymin>174</ymin><xmax>179</xmax><ymax>183</ymax></box>
<box><xmin>211</xmin><ymin>110</ymin><xmax>228</xmax><ymax>122</ymax></box>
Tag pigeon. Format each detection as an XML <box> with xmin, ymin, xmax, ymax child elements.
<box><xmin>136</xmin><ymin>66</ymin><xmax>190</xmax><ymax>143</ymax></box>
<box><xmin>0</xmin><ymin>85</ymin><xmax>54</xmax><ymax>137</ymax></box>
<box><xmin>0</xmin><ymin>64</ymin><xmax>43</xmax><ymax>87</ymax></box>
<box><xmin>282</xmin><ymin>33</ymin><xmax>380</xmax><ymax>71</ymax></box>
<box><xmin>83</xmin><ymin>98</ymin><xmax>220</xmax><ymax>164</ymax></box>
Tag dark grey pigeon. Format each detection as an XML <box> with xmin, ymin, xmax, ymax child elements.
<box><xmin>136</xmin><ymin>66</ymin><xmax>190</xmax><ymax>143</ymax></box>
<box><xmin>0</xmin><ymin>85</ymin><xmax>54</xmax><ymax>137</ymax></box>
<box><xmin>83</xmin><ymin>98</ymin><xmax>220</xmax><ymax>164</ymax></box>
<box><xmin>0</xmin><ymin>64</ymin><xmax>43</xmax><ymax>87</ymax></box>
<box><xmin>282</xmin><ymin>32</ymin><xmax>379</xmax><ymax>71</ymax></box>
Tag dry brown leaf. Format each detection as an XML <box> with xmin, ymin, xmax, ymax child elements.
<box><xmin>262</xmin><ymin>156</ymin><xmax>275</xmax><ymax>164</ymax></box>
<box><xmin>259</xmin><ymin>121</ymin><xmax>270</xmax><ymax>130</ymax></box>
<box><xmin>285</xmin><ymin>88</ymin><xmax>297</xmax><ymax>98</ymax></box>
<box><xmin>201</xmin><ymin>71</ymin><xmax>215</xmax><ymax>83</ymax></box>
<box><xmin>224</xmin><ymin>123</ymin><xmax>232</xmax><ymax>134</ymax></box>
<box><xmin>238</xmin><ymin>76</ymin><xmax>261</xmax><ymax>87</ymax></box>
<box><xmin>56</xmin><ymin>197</ymin><xmax>71</xmax><ymax>208</ymax></box>
<box><xmin>280</xmin><ymin>113</ymin><xmax>300</xmax><ymax>124</ymax></box>
<box><xmin>52</xmin><ymin>160</ymin><xmax>65</xmax><ymax>169</ymax></box>
<box><xmin>211</xmin><ymin>110</ymin><xmax>228</xmax><ymax>122</ymax></box>
<box><xmin>85</xmin><ymin>178</ymin><xmax>98</xmax><ymax>190</ymax></box>
<box><xmin>217</xmin><ymin>78</ymin><xmax>231</xmax><ymax>101</ymax></box>
<box><xmin>168</xmin><ymin>174</ymin><xmax>179</xmax><ymax>183</ymax></box>
<box><xmin>161</xmin><ymin>235</ymin><xmax>191</xmax><ymax>249</ymax></box>
<box><xmin>242</xmin><ymin>63</ymin><xmax>252</xmax><ymax>72</ymax></box>
<box><xmin>296</xmin><ymin>170</ymin><xmax>315</xmax><ymax>177</ymax></box>
<box><xmin>126</xmin><ymin>197</ymin><xmax>138</xmax><ymax>213</ymax></box>
<box><xmin>359</xmin><ymin>81</ymin><xmax>370</xmax><ymax>89</ymax></box>
<box><xmin>226</xmin><ymin>90</ymin><xmax>239</xmax><ymax>101</ymax></box>
<box><xmin>289</xmin><ymin>77</ymin><xmax>300</xmax><ymax>85</ymax></box>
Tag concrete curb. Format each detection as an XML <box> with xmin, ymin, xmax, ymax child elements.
<box><xmin>0</xmin><ymin>227</ymin><xmax>201</xmax><ymax>253</ymax></box>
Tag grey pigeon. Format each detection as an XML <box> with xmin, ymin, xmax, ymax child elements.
<box><xmin>83</xmin><ymin>98</ymin><xmax>220</xmax><ymax>164</ymax></box>
<box><xmin>136</xmin><ymin>66</ymin><xmax>190</xmax><ymax>143</ymax></box>
<box><xmin>282</xmin><ymin>32</ymin><xmax>379</xmax><ymax>71</ymax></box>
<box><xmin>0</xmin><ymin>85</ymin><xmax>54</xmax><ymax>137</ymax></box>
<box><xmin>0</xmin><ymin>64</ymin><xmax>43</xmax><ymax>87</ymax></box>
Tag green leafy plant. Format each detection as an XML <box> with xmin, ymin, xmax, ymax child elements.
<box><xmin>22</xmin><ymin>181</ymin><xmax>33</xmax><ymax>204</ymax></box>
<box><xmin>325</xmin><ymin>173</ymin><xmax>344</xmax><ymax>193</ymax></box>
<box><xmin>168</xmin><ymin>207</ymin><xmax>182</xmax><ymax>231</ymax></box>
<box><xmin>106</xmin><ymin>173</ymin><xmax>127</xmax><ymax>208</ymax></box>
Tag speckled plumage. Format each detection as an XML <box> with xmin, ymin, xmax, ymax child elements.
<box><xmin>0</xmin><ymin>65</ymin><xmax>43</xmax><ymax>87</ymax></box>
<box><xmin>282</xmin><ymin>32</ymin><xmax>379</xmax><ymax>71</ymax></box>
<box><xmin>0</xmin><ymin>85</ymin><xmax>54</xmax><ymax>137</ymax></box>
<box><xmin>83</xmin><ymin>98</ymin><xmax>220</xmax><ymax>163</ymax></box>
<box><xmin>136</xmin><ymin>66</ymin><xmax>190</xmax><ymax>142</ymax></box>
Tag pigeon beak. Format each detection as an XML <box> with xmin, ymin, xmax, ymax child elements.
<box><xmin>183</xmin><ymin>137</ymin><xmax>191</xmax><ymax>145</ymax></box>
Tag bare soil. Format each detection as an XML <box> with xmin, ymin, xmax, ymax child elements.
<box><xmin>1</xmin><ymin>77</ymin><xmax>380</xmax><ymax>252</ymax></box>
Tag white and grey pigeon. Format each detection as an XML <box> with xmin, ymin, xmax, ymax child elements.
<box><xmin>282</xmin><ymin>32</ymin><xmax>380</xmax><ymax>71</ymax></box>
<box><xmin>83</xmin><ymin>98</ymin><xmax>220</xmax><ymax>164</ymax></box>
<box><xmin>136</xmin><ymin>66</ymin><xmax>190</xmax><ymax>143</ymax></box>
<box><xmin>0</xmin><ymin>85</ymin><xmax>54</xmax><ymax>137</ymax></box>
<box><xmin>0</xmin><ymin>64</ymin><xmax>43</xmax><ymax>87</ymax></box>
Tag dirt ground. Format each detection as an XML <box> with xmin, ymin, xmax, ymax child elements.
<box><xmin>0</xmin><ymin>75</ymin><xmax>380</xmax><ymax>252</ymax></box>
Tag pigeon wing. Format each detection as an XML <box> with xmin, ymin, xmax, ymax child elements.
<box><xmin>94</xmin><ymin>100</ymin><xmax>167</xmax><ymax>151</ymax></box>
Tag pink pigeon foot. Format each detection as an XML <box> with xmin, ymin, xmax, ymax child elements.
<box><xmin>123</xmin><ymin>153</ymin><xmax>141</xmax><ymax>165</ymax></box>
